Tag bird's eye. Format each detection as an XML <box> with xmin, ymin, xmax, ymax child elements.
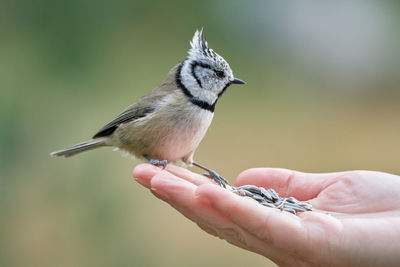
<box><xmin>215</xmin><ymin>70</ymin><xmax>225</xmax><ymax>78</ymax></box>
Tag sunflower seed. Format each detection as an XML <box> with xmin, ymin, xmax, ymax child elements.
<box><xmin>274</xmin><ymin>198</ymin><xmax>283</xmax><ymax>206</ymax></box>
<box><xmin>268</xmin><ymin>189</ymin><xmax>279</xmax><ymax>200</ymax></box>
<box><xmin>243</xmin><ymin>190</ymin><xmax>255</xmax><ymax>197</ymax></box>
<box><xmin>236</xmin><ymin>189</ymin><xmax>249</xmax><ymax>197</ymax></box>
<box><xmin>261</xmin><ymin>202</ymin><xmax>276</xmax><ymax>208</ymax></box>
<box><xmin>251</xmin><ymin>194</ymin><xmax>265</xmax><ymax>202</ymax></box>
<box><xmin>284</xmin><ymin>202</ymin><xmax>308</xmax><ymax>211</ymax></box>
<box><xmin>297</xmin><ymin>203</ymin><xmax>313</xmax><ymax>210</ymax></box>
<box><xmin>238</xmin><ymin>185</ymin><xmax>262</xmax><ymax>194</ymax></box>
<box><xmin>230</xmin><ymin>184</ymin><xmax>313</xmax><ymax>215</ymax></box>
<box><xmin>260</xmin><ymin>187</ymin><xmax>273</xmax><ymax>200</ymax></box>
<box><xmin>283</xmin><ymin>208</ymin><xmax>297</xmax><ymax>214</ymax></box>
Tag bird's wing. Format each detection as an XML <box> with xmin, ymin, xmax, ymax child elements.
<box><xmin>92</xmin><ymin>63</ymin><xmax>182</xmax><ymax>139</ymax></box>
<box><xmin>92</xmin><ymin>104</ymin><xmax>156</xmax><ymax>138</ymax></box>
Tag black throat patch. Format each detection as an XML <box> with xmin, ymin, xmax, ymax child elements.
<box><xmin>175</xmin><ymin>62</ymin><xmax>217</xmax><ymax>112</ymax></box>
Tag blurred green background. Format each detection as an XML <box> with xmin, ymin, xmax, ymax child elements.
<box><xmin>1</xmin><ymin>0</ymin><xmax>400</xmax><ymax>266</ymax></box>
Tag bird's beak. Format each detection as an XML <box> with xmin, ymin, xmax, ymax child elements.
<box><xmin>231</xmin><ymin>78</ymin><xmax>246</xmax><ymax>84</ymax></box>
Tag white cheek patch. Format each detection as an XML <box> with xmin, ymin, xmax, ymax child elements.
<box><xmin>181</xmin><ymin>61</ymin><xmax>200</xmax><ymax>91</ymax></box>
<box><xmin>180</xmin><ymin>61</ymin><xmax>218</xmax><ymax>105</ymax></box>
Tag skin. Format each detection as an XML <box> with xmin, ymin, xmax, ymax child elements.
<box><xmin>133</xmin><ymin>164</ymin><xmax>400</xmax><ymax>267</ymax></box>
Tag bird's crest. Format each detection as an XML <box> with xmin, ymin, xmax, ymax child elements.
<box><xmin>188</xmin><ymin>28</ymin><xmax>218</xmax><ymax>60</ymax></box>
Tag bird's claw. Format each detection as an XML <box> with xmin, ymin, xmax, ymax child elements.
<box><xmin>148</xmin><ymin>159</ymin><xmax>168</xmax><ymax>169</ymax></box>
<box><xmin>203</xmin><ymin>170</ymin><xmax>229</xmax><ymax>188</ymax></box>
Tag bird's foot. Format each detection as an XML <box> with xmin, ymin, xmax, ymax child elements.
<box><xmin>192</xmin><ymin>162</ymin><xmax>230</xmax><ymax>188</ymax></box>
<box><xmin>144</xmin><ymin>156</ymin><xmax>168</xmax><ymax>169</ymax></box>
<box><xmin>204</xmin><ymin>169</ymin><xmax>229</xmax><ymax>188</ymax></box>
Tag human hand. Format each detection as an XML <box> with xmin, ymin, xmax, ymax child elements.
<box><xmin>133</xmin><ymin>164</ymin><xmax>400</xmax><ymax>267</ymax></box>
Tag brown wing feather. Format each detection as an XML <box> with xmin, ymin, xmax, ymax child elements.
<box><xmin>92</xmin><ymin>63</ymin><xmax>182</xmax><ymax>138</ymax></box>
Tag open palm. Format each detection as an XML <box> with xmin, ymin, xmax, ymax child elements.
<box><xmin>134</xmin><ymin>164</ymin><xmax>400</xmax><ymax>267</ymax></box>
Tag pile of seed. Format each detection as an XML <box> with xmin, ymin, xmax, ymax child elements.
<box><xmin>229</xmin><ymin>185</ymin><xmax>312</xmax><ymax>215</ymax></box>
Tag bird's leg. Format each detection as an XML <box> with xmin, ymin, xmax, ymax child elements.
<box><xmin>192</xmin><ymin>162</ymin><xmax>230</xmax><ymax>188</ymax></box>
<box><xmin>144</xmin><ymin>156</ymin><xmax>168</xmax><ymax>169</ymax></box>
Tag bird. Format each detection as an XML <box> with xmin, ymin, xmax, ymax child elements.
<box><xmin>50</xmin><ymin>29</ymin><xmax>245</xmax><ymax>187</ymax></box>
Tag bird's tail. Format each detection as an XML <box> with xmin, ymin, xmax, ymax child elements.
<box><xmin>50</xmin><ymin>138</ymin><xmax>107</xmax><ymax>158</ymax></box>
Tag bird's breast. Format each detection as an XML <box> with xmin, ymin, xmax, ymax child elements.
<box><xmin>115</xmin><ymin>97</ymin><xmax>214</xmax><ymax>162</ymax></box>
<box><xmin>151</xmin><ymin>103</ymin><xmax>214</xmax><ymax>162</ymax></box>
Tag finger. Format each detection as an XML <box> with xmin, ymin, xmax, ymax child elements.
<box><xmin>164</xmin><ymin>164</ymin><xmax>214</xmax><ymax>186</ymax></box>
<box><xmin>235</xmin><ymin>168</ymin><xmax>344</xmax><ymax>200</ymax></box>
<box><xmin>133</xmin><ymin>163</ymin><xmax>165</xmax><ymax>188</ymax></box>
<box><xmin>149</xmin><ymin>171</ymin><xmax>235</xmax><ymax>228</ymax></box>
<box><xmin>133</xmin><ymin>163</ymin><xmax>213</xmax><ymax>188</ymax></box>
<box><xmin>149</xmin><ymin>172</ymin><xmax>286</xmax><ymax>259</ymax></box>
<box><xmin>195</xmin><ymin>183</ymin><xmax>309</xmax><ymax>251</ymax></box>
<box><xmin>149</xmin><ymin>172</ymin><xmax>251</xmax><ymax>248</ymax></box>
